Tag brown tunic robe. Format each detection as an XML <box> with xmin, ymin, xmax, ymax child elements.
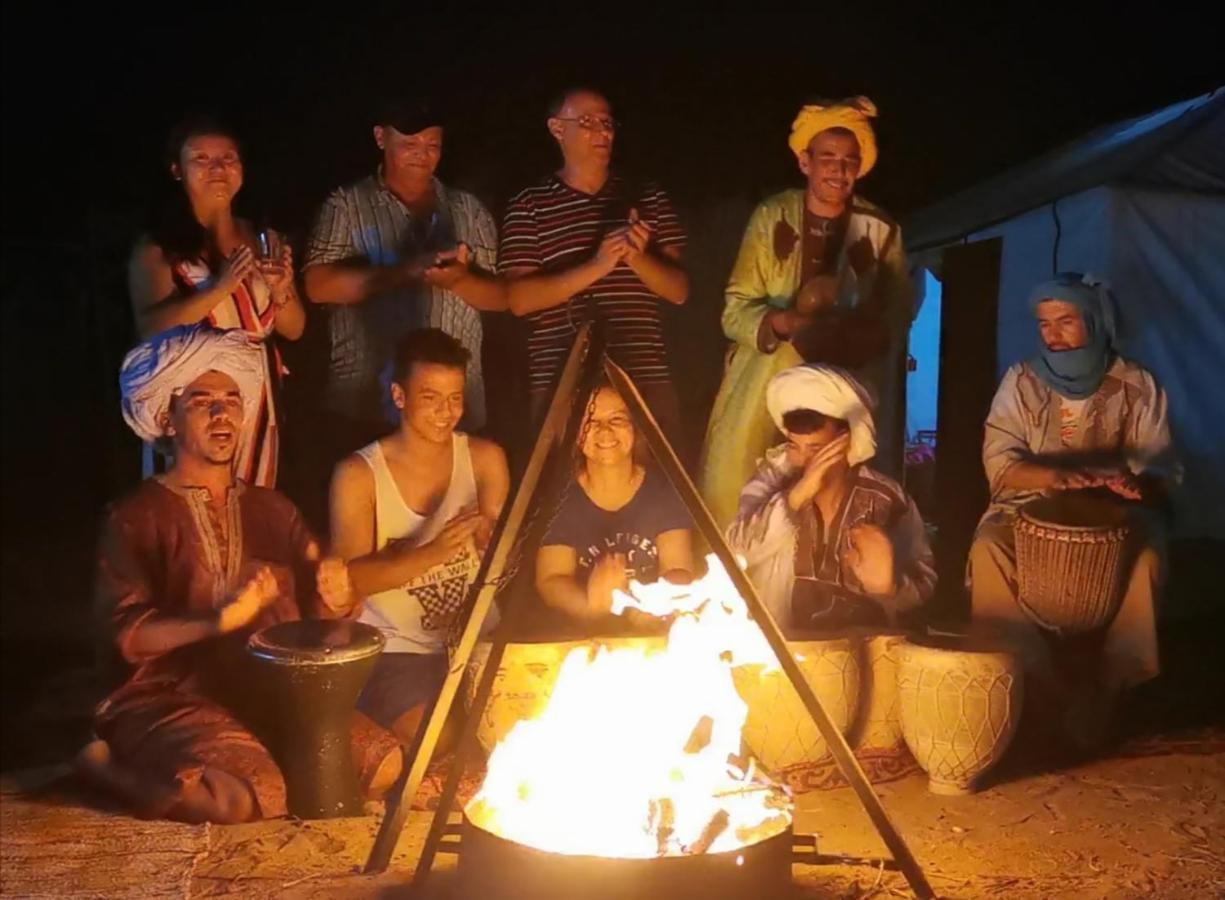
<box><xmin>93</xmin><ymin>478</ymin><xmax>397</xmax><ymax>818</ymax></box>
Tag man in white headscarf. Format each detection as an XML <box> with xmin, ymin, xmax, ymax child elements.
<box><xmin>119</xmin><ymin>324</ymin><xmax>267</xmax><ymax>453</ymax></box>
<box><xmin>78</xmin><ymin>324</ymin><xmax>401</xmax><ymax>824</ymax></box>
<box><xmin>727</xmin><ymin>364</ymin><xmax>934</xmax><ymax>630</ymax></box>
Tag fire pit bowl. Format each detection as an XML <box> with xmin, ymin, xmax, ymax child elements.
<box><xmin>456</xmin><ymin>814</ymin><xmax>794</xmax><ymax>900</ymax></box>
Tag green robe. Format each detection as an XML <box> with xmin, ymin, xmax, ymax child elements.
<box><xmin>698</xmin><ymin>189</ymin><xmax>912</xmax><ymax>528</ymax></box>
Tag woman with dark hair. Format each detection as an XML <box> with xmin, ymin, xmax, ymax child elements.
<box><xmin>535</xmin><ymin>382</ymin><xmax>694</xmax><ymax>634</ymax></box>
<box><xmin>128</xmin><ymin>116</ymin><xmax>305</xmax><ymax>486</ymax></box>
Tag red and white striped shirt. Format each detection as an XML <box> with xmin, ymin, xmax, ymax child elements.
<box><xmin>169</xmin><ymin>259</ymin><xmax>279</xmax><ymax>487</ymax></box>
<box><xmin>498</xmin><ymin>174</ymin><xmax>685</xmax><ymax>390</ymax></box>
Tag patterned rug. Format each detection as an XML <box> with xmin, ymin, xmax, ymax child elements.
<box><xmin>776</xmin><ymin>744</ymin><xmax>921</xmax><ymax>794</ymax></box>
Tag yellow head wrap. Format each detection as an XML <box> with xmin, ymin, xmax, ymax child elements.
<box><xmin>788</xmin><ymin>96</ymin><xmax>879</xmax><ymax>177</ymax></box>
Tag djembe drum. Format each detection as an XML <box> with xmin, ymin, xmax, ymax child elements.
<box><xmin>1014</xmin><ymin>494</ymin><xmax>1131</xmax><ymax>635</ymax></box>
<box><xmin>247</xmin><ymin>620</ymin><xmax>384</xmax><ymax>818</ymax></box>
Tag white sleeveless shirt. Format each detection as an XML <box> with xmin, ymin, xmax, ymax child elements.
<box><xmin>355</xmin><ymin>433</ymin><xmax>482</xmax><ymax>653</ymax></box>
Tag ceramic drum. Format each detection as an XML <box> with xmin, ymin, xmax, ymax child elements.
<box><xmin>465</xmin><ymin>637</ymin><xmax>668</xmax><ymax>755</ymax></box>
<box><xmin>897</xmin><ymin>635</ymin><xmax>1022</xmax><ymax>795</ymax></box>
<box><xmin>1014</xmin><ymin>494</ymin><xmax>1131</xmax><ymax>635</ymax></box>
<box><xmin>732</xmin><ymin>636</ymin><xmax>861</xmax><ymax>773</ymax></box>
<box><xmin>847</xmin><ymin>632</ymin><xmax>907</xmax><ymax>755</ymax></box>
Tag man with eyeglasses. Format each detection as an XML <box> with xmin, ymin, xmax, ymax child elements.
<box><xmin>499</xmin><ymin>86</ymin><xmax>689</xmax><ymax>452</ymax></box>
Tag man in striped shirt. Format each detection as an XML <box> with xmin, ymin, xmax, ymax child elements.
<box><xmin>499</xmin><ymin>87</ymin><xmax>689</xmax><ymax>448</ymax></box>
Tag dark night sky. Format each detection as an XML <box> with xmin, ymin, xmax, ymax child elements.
<box><xmin>3</xmin><ymin>5</ymin><xmax>1222</xmax><ymax>242</ymax></box>
<box><xmin>0</xmin><ymin>4</ymin><xmax>1220</xmax><ymax>569</ymax></box>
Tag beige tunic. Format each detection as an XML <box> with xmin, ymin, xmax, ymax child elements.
<box><xmin>971</xmin><ymin>356</ymin><xmax>1176</xmax><ymax>689</ymax></box>
<box><xmin>981</xmin><ymin>358</ymin><xmax>1177</xmax><ymax>524</ymax></box>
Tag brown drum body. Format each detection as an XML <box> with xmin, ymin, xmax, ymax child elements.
<box><xmin>1015</xmin><ymin>495</ymin><xmax>1131</xmax><ymax>635</ymax></box>
<box><xmin>247</xmin><ymin>620</ymin><xmax>384</xmax><ymax>818</ymax></box>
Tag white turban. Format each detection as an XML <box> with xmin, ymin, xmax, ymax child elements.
<box><xmin>119</xmin><ymin>324</ymin><xmax>266</xmax><ymax>443</ymax></box>
<box><xmin>766</xmin><ymin>364</ymin><xmax>876</xmax><ymax>466</ymax></box>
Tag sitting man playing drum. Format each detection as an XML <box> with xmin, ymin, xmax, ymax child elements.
<box><xmin>78</xmin><ymin>325</ymin><xmax>401</xmax><ymax>823</ymax></box>
<box><xmin>969</xmin><ymin>273</ymin><xmax>1177</xmax><ymax>749</ymax></box>
<box><xmin>727</xmin><ymin>363</ymin><xmax>935</xmax><ymax>631</ymax></box>
<box><xmin>330</xmin><ymin>328</ymin><xmax>510</xmax><ymax>746</ymax></box>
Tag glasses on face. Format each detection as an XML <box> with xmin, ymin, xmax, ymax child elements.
<box><xmin>555</xmin><ymin>114</ymin><xmax>619</xmax><ymax>133</ymax></box>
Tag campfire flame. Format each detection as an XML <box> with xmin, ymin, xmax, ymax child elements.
<box><xmin>466</xmin><ymin>555</ymin><xmax>793</xmax><ymax>857</ymax></box>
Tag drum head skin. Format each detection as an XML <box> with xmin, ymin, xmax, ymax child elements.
<box><xmin>1020</xmin><ymin>493</ymin><xmax>1129</xmax><ymax>531</ymax></box>
<box><xmin>247</xmin><ymin>620</ymin><xmax>385</xmax><ymax>665</ymax></box>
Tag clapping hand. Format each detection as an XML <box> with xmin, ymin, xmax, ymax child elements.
<box><xmin>846</xmin><ymin>523</ymin><xmax>895</xmax><ymax>598</ymax></box>
<box><xmin>421</xmin><ymin>508</ymin><xmax>483</xmax><ymax>569</ymax></box>
<box><xmin>587</xmin><ymin>552</ymin><xmax>629</xmax><ymax>616</ymax></box>
<box><xmin>218</xmin><ymin>245</ymin><xmax>257</xmax><ymax>293</ymax></box>
<box><xmin>424</xmin><ymin>243</ymin><xmax>472</xmax><ymax>289</ymax></box>
<box><xmin>218</xmin><ymin>567</ymin><xmax>280</xmax><ymax>633</ymax></box>
<box><xmin>619</xmin><ymin>207</ymin><xmax>653</xmax><ymax>262</ymax></box>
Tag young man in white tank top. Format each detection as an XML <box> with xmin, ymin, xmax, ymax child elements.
<box><xmin>330</xmin><ymin>328</ymin><xmax>509</xmax><ymax>746</ymax></box>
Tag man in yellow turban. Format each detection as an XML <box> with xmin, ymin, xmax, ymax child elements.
<box><xmin>699</xmin><ymin>97</ymin><xmax>913</xmax><ymax>528</ymax></box>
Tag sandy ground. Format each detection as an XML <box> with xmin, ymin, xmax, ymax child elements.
<box><xmin>3</xmin><ymin>745</ymin><xmax>1223</xmax><ymax>900</ymax></box>
<box><xmin>3</xmin><ymin>611</ymin><xmax>1223</xmax><ymax>899</ymax></box>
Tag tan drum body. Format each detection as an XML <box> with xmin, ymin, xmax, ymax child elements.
<box><xmin>1015</xmin><ymin>495</ymin><xmax>1131</xmax><ymax>634</ymax></box>
<box><xmin>847</xmin><ymin>633</ymin><xmax>907</xmax><ymax>754</ymax></box>
<box><xmin>731</xmin><ymin>637</ymin><xmax>861</xmax><ymax>772</ymax></box>
<box><xmin>897</xmin><ymin>638</ymin><xmax>1022</xmax><ymax>795</ymax></box>
<box><xmin>464</xmin><ymin>637</ymin><xmax>667</xmax><ymax>755</ymax></box>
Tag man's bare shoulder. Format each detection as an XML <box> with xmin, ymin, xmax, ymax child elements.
<box><xmin>467</xmin><ymin>435</ymin><xmax>509</xmax><ymax>472</ymax></box>
<box><xmin>331</xmin><ymin>450</ymin><xmax>376</xmax><ymax>495</ymax></box>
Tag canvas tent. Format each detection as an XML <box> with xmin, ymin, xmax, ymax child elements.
<box><xmin>904</xmin><ymin>87</ymin><xmax>1225</xmax><ymax>538</ymax></box>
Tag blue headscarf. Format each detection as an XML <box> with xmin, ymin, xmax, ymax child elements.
<box><xmin>1027</xmin><ymin>272</ymin><xmax>1117</xmax><ymax>399</ymax></box>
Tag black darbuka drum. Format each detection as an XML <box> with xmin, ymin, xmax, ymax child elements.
<box><xmin>247</xmin><ymin>620</ymin><xmax>384</xmax><ymax>818</ymax></box>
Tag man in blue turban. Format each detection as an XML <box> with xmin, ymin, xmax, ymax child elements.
<box><xmin>968</xmin><ymin>273</ymin><xmax>1178</xmax><ymax>754</ymax></box>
